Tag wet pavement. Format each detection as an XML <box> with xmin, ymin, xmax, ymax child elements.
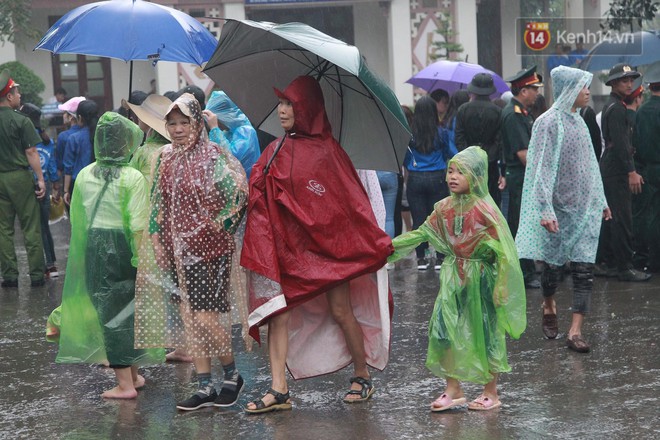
<box><xmin>1</xmin><ymin>219</ymin><xmax>658</xmax><ymax>439</ymax></box>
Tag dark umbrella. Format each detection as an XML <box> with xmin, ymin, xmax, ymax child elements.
<box><xmin>34</xmin><ymin>0</ymin><xmax>217</xmax><ymax>94</ymax></box>
<box><xmin>581</xmin><ymin>30</ymin><xmax>660</xmax><ymax>72</ymax></box>
<box><xmin>203</xmin><ymin>19</ymin><xmax>410</xmax><ymax>173</ymax></box>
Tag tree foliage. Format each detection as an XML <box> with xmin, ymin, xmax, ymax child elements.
<box><xmin>0</xmin><ymin>0</ymin><xmax>41</xmax><ymax>45</ymax></box>
<box><xmin>431</xmin><ymin>15</ymin><xmax>464</xmax><ymax>61</ymax></box>
<box><xmin>604</xmin><ymin>0</ymin><xmax>659</xmax><ymax>32</ymax></box>
<box><xmin>0</xmin><ymin>61</ymin><xmax>45</xmax><ymax>107</ymax></box>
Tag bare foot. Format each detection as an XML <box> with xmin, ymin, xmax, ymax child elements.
<box><xmin>102</xmin><ymin>386</ymin><xmax>138</xmax><ymax>399</ymax></box>
<box><xmin>133</xmin><ymin>374</ymin><xmax>145</xmax><ymax>389</ymax></box>
<box><xmin>165</xmin><ymin>350</ymin><xmax>193</xmax><ymax>363</ymax></box>
<box><xmin>542</xmin><ymin>300</ymin><xmax>556</xmax><ymax>315</ymax></box>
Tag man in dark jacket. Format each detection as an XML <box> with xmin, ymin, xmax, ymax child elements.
<box><xmin>597</xmin><ymin>63</ymin><xmax>651</xmax><ymax>282</ymax></box>
<box><xmin>631</xmin><ymin>67</ymin><xmax>660</xmax><ymax>273</ymax></box>
<box><xmin>501</xmin><ymin>66</ymin><xmax>542</xmax><ymax>288</ymax></box>
<box><xmin>455</xmin><ymin>73</ymin><xmax>503</xmax><ymax>205</ymax></box>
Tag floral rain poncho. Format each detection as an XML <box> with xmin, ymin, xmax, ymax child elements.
<box><xmin>134</xmin><ymin>93</ymin><xmax>249</xmax><ymax>357</ymax></box>
<box><xmin>56</xmin><ymin>112</ymin><xmax>163</xmax><ymax>366</ymax></box>
<box><xmin>389</xmin><ymin>147</ymin><xmax>526</xmax><ymax>384</ymax></box>
<box><xmin>516</xmin><ymin>66</ymin><xmax>607</xmax><ymax>266</ymax></box>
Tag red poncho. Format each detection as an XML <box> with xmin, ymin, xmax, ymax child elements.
<box><xmin>241</xmin><ymin>76</ymin><xmax>394</xmax><ymax>378</ymax></box>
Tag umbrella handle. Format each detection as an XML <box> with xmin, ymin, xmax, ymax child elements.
<box><xmin>264</xmin><ymin>134</ymin><xmax>287</xmax><ymax>175</ymax></box>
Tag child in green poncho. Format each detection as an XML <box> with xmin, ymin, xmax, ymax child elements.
<box><xmin>54</xmin><ymin>112</ymin><xmax>163</xmax><ymax>399</ymax></box>
<box><xmin>389</xmin><ymin>146</ymin><xmax>526</xmax><ymax>412</ymax></box>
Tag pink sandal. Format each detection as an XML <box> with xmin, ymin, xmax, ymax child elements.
<box><xmin>430</xmin><ymin>393</ymin><xmax>467</xmax><ymax>412</ymax></box>
<box><xmin>468</xmin><ymin>395</ymin><xmax>502</xmax><ymax>411</ymax></box>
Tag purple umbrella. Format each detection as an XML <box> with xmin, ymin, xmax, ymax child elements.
<box><xmin>407</xmin><ymin>60</ymin><xmax>509</xmax><ymax>98</ymax></box>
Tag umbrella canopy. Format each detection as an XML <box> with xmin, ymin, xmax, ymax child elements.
<box><xmin>580</xmin><ymin>30</ymin><xmax>660</xmax><ymax>72</ymax></box>
<box><xmin>203</xmin><ymin>19</ymin><xmax>410</xmax><ymax>173</ymax></box>
<box><xmin>34</xmin><ymin>0</ymin><xmax>217</xmax><ymax>65</ymax></box>
<box><xmin>407</xmin><ymin>60</ymin><xmax>509</xmax><ymax>98</ymax></box>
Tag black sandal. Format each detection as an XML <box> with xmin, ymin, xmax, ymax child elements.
<box><xmin>343</xmin><ymin>377</ymin><xmax>375</xmax><ymax>403</ymax></box>
<box><xmin>245</xmin><ymin>388</ymin><xmax>292</xmax><ymax>414</ymax></box>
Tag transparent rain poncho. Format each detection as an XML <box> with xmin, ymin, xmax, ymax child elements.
<box><xmin>206</xmin><ymin>91</ymin><xmax>260</xmax><ymax>179</ymax></box>
<box><xmin>516</xmin><ymin>66</ymin><xmax>607</xmax><ymax>266</ymax></box>
<box><xmin>134</xmin><ymin>93</ymin><xmax>249</xmax><ymax>357</ymax></box>
<box><xmin>56</xmin><ymin>112</ymin><xmax>164</xmax><ymax>366</ymax></box>
<box><xmin>389</xmin><ymin>146</ymin><xmax>526</xmax><ymax>384</ymax></box>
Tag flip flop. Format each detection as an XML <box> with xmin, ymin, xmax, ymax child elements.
<box><xmin>430</xmin><ymin>394</ymin><xmax>467</xmax><ymax>412</ymax></box>
<box><xmin>468</xmin><ymin>395</ymin><xmax>502</xmax><ymax>411</ymax></box>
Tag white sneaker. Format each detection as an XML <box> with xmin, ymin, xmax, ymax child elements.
<box><xmin>417</xmin><ymin>258</ymin><xmax>430</xmax><ymax>270</ymax></box>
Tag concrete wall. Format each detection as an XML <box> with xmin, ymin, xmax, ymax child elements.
<box><xmin>389</xmin><ymin>0</ymin><xmax>413</xmax><ymax>106</ymax></box>
<box><xmin>500</xmin><ymin>0</ymin><xmax>522</xmax><ymax>79</ymax></box>
<box><xmin>353</xmin><ymin>2</ymin><xmax>390</xmax><ymax>84</ymax></box>
<box><xmin>455</xmin><ymin>0</ymin><xmax>478</xmax><ymax>64</ymax></box>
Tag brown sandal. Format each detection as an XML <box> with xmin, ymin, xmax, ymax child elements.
<box><xmin>566</xmin><ymin>335</ymin><xmax>590</xmax><ymax>353</ymax></box>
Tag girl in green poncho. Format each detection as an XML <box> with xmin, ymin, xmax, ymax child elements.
<box><xmin>55</xmin><ymin>112</ymin><xmax>163</xmax><ymax>399</ymax></box>
<box><xmin>389</xmin><ymin>146</ymin><xmax>526</xmax><ymax>412</ymax></box>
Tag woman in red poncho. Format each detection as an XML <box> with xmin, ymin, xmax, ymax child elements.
<box><xmin>242</xmin><ymin>76</ymin><xmax>394</xmax><ymax>413</ymax></box>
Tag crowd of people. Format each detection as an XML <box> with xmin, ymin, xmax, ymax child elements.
<box><xmin>0</xmin><ymin>57</ymin><xmax>657</xmax><ymax>414</ymax></box>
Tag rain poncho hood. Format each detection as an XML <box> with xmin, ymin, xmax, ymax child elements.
<box><xmin>55</xmin><ymin>114</ymin><xmax>163</xmax><ymax>366</ymax></box>
<box><xmin>241</xmin><ymin>75</ymin><xmax>394</xmax><ymax>379</ymax></box>
<box><xmin>389</xmin><ymin>146</ymin><xmax>526</xmax><ymax>384</ymax></box>
<box><xmin>134</xmin><ymin>93</ymin><xmax>249</xmax><ymax>357</ymax></box>
<box><xmin>94</xmin><ymin>112</ymin><xmax>144</xmax><ymax>166</ymax></box>
<box><xmin>273</xmin><ymin>75</ymin><xmax>332</xmax><ymax>137</ymax></box>
<box><xmin>206</xmin><ymin>91</ymin><xmax>260</xmax><ymax>178</ymax></box>
<box><xmin>516</xmin><ymin>66</ymin><xmax>607</xmax><ymax>265</ymax></box>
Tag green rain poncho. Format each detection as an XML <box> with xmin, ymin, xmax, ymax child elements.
<box><xmin>389</xmin><ymin>146</ymin><xmax>526</xmax><ymax>384</ymax></box>
<box><xmin>516</xmin><ymin>66</ymin><xmax>607</xmax><ymax>266</ymax></box>
<box><xmin>56</xmin><ymin>112</ymin><xmax>164</xmax><ymax>366</ymax></box>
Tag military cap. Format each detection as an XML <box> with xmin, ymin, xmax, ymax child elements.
<box><xmin>605</xmin><ymin>63</ymin><xmax>641</xmax><ymax>86</ymax></box>
<box><xmin>624</xmin><ymin>77</ymin><xmax>644</xmax><ymax>104</ymax></box>
<box><xmin>505</xmin><ymin>65</ymin><xmax>543</xmax><ymax>88</ymax></box>
<box><xmin>467</xmin><ymin>73</ymin><xmax>496</xmax><ymax>96</ymax></box>
<box><xmin>0</xmin><ymin>69</ymin><xmax>19</xmax><ymax>98</ymax></box>
<box><xmin>643</xmin><ymin>63</ymin><xmax>660</xmax><ymax>85</ymax></box>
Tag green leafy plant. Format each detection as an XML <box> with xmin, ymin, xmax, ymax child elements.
<box><xmin>0</xmin><ymin>0</ymin><xmax>41</xmax><ymax>45</ymax></box>
<box><xmin>431</xmin><ymin>15</ymin><xmax>464</xmax><ymax>61</ymax></box>
<box><xmin>603</xmin><ymin>0</ymin><xmax>659</xmax><ymax>32</ymax></box>
<box><xmin>0</xmin><ymin>61</ymin><xmax>45</xmax><ymax>107</ymax></box>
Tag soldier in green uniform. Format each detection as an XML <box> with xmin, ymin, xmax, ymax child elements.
<box><xmin>0</xmin><ymin>69</ymin><xmax>46</xmax><ymax>287</ymax></box>
<box><xmin>632</xmin><ymin>67</ymin><xmax>660</xmax><ymax>273</ymax></box>
<box><xmin>500</xmin><ymin>66</ymin><xmax>543</xmax><ymax>288</ymax></box>
<box><xmin>598</xmin><ymin>64</ymin><xmax>651</xmax><ymax>282</ymax></box>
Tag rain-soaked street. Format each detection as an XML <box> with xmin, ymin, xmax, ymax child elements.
<box><xmin>1</xmin><ymin>220</ymin><xmax>658</xmax><ymax>439</ymax></box>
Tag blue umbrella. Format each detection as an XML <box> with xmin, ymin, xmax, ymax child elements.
<box><xmin>34</xmin><ymin>0</ymin><xmax>217</xmax><ymax>93</ymax></box>
<box><xmin>581</xmin><ymin>30</ymin><xmax>660</xmax><ymax>72</ymax></box>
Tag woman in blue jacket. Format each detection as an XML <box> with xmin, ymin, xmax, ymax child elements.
<box><xmin>405</xmin><ymin>96</ymin><xmax>457</xmax><ymax>270</ymax></box>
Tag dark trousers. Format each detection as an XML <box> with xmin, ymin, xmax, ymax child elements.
<box><xmin>506</xmin><ymin>166</ymin><xmax>535</xmax><ymax>282</ymax></box>
<box><xmin>39</xmin><ymin>183</ymin><xmax>56</xmax><ymax>268</ymax></box>
<box><xmin>541</xmin><ymin>262</ymin><xmax>593</xmax><ymax>314</ymax></box>
<box><xmin>488</xmin><ymin>161</ymin><xmax>501</xmax><ymax>207</ymax></box>
<box><xmin>407</xmin><ymin>170</ymin><xmax>448</xmax><ymax>259</ymax></box>
<box><xmin>600</xmin><ymin>174</ymin><xmax>634</xmax><ymax>271</ymax></box>
<box><xmin>632</xmin><ymin>166</ymin><xmax>660</xmax><ymax>270</ymax></box>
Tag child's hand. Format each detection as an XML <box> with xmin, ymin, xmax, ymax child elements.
<box><xmin>540</xmin><ymin>218</ymin><xmax>558</xmax><ymax>233</ymax></box>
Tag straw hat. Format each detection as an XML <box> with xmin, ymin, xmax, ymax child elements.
<box><xmin>124</xmin><ymin>94</ymin><xmax>171</xmax><ymax>139</ymax></box>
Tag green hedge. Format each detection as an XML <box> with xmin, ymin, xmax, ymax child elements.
<box><xmin>0</xmin><ymin>61</ymin><xmax>45</xmax><ymax>107</ymax></box>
